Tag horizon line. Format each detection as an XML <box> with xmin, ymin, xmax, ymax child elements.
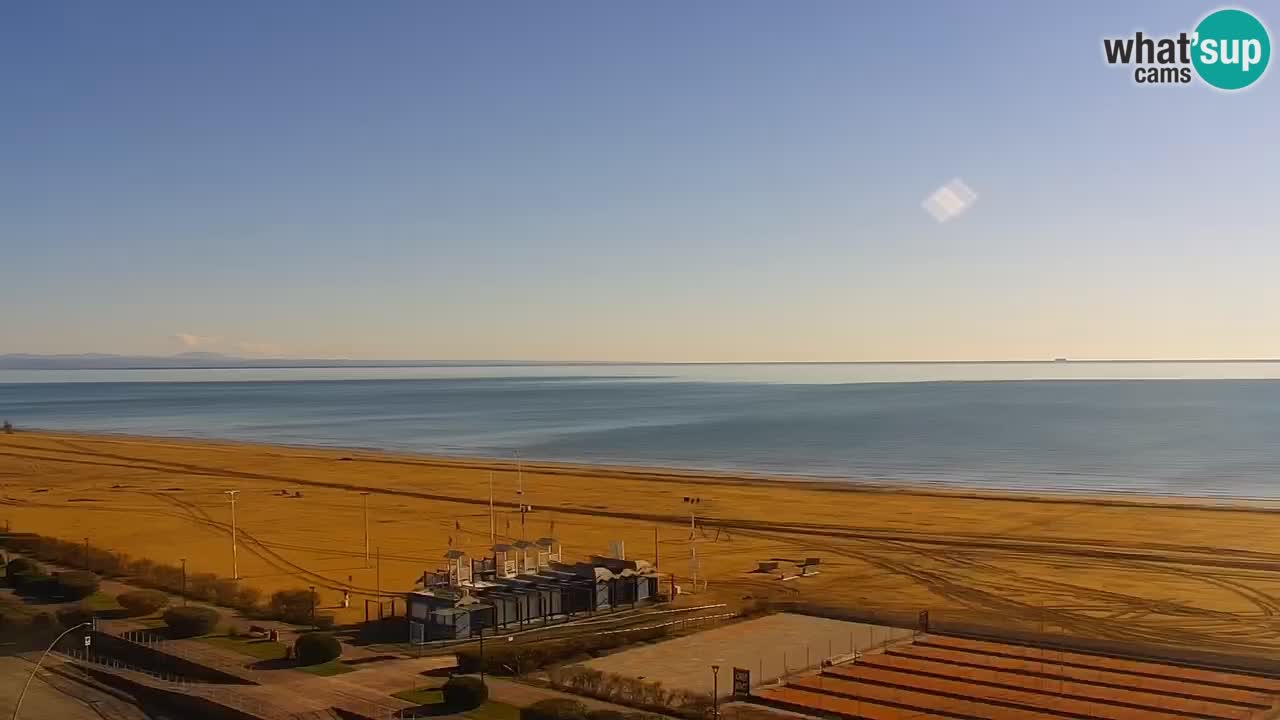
<box><xmin>5</xmin><ymin>353</ymin><xmax>1280</xmax><ymax>368</ymax></box>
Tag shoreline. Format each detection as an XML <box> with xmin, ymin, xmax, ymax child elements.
<box><xmin>8</xmin><ymin>428</ymin><xmax>1280</xmax><ymax>657</ymax></box>
<box><xmin>14</xmin><ymin>427</ymin><xmax>1280</xmax><ymax>514</ymax></box>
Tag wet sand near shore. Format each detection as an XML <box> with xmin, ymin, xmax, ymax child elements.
<box><xmin>3</xmin><ymin>431</ymin><xmax>1280</xmax><ymax>659</ymax></box>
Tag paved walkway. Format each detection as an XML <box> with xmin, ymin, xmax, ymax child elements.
<box><xmin>1</xmin><ymin>655</ymin><xmax>109</xmax><ymax>720</ymax></box>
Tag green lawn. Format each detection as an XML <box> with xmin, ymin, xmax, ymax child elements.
<box><xmin>81</xmin><ymin>591</ymin><xmax>122</xmax><ymax>612</ymax></box>
<box><xmin>198</xmin><ymin>634</ymin><xmax>289</xmax><ymax>661</ymax></box>
<box><xmin>297</xmin><ymin>659</ymin><xmax>355</xmax><ymax>676</ymax></box>
<box><xmin>391</xmin><ymin>688</ymin><xmax>443</xmax><ymax>705</ymax></box>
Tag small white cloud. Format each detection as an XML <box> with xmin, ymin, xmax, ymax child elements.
<box><xmin>922</xmin><ymin>178</ymin><xmax>978</xmax><ymax>223</ymax></box>
<box><xmin>172</xmin><ymin>333</ymin><xmax>220</xmax><ymax>349</ymax></box>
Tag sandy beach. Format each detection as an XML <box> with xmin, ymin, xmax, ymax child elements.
<box><xmin>4</xmin><ymin>430</ymin><xmax>1280</xmax><ymax>658</ymax></box>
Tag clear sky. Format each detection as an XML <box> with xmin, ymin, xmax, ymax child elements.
<box><xmin>2</xmin><ymin>1</ymin><xmax>1277</xmax><ymax>361</ymax></box>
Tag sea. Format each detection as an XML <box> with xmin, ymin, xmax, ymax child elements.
<box><xmin>3</xmin><ymin>362</ymin><xmax>1280</xmax><ymax>499</ymax></box>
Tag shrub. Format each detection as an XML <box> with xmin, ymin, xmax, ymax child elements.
<box><xmin>312</xmin><ymin>613</ymin><xmax>336</xmax><ymax>630</ymax></box>
<box><xmin>15</xmin><ymin>573</ymin><xmax>56</xmax><ymax>598</ymax></box>
<box><xmin>127</xmin><ymin>557</ymin><xmax>156</xmax><ymax>581</ymax></box>
<box><xmin>187</xmin><ymin>573</ymin><xmax>219</xmax><ymax>602</ymax></box>
<box><xmin>211</xmin><ymin>578</ymin><xmax>240</xmax><ymax>606</ymax></box>
<box><xmin>31</xmin><ymin>612</ymin><xmax>54</xmax><ymax>629</ymax></box>
<box><xmin>56</xmin><ymin>571</ymin><xmax>100</xmax><ymax>600</ymax></box>
<box><xmin>91</xmin><ymin>549</ymin><xmax>129</xmax><ymax>577</ymax></box>
<box><xmin>233</xmin><ymin>585</ymin><xmax>262</xmax><ymax>612</ymax></box>
<box><xmin>442</xmin><ymin>675</ymin><xmax>489</xmax><ymax>710</ymax></box>
<box><xmin>269</xmin><ymin>588</ymin><xmax>316</xmax><ymax>624</ymax></box>
<box><xmin>522</xmin><ymin>699</ymin><xmax>590</xmax><ymax>720</ymax></box>
<box><xmin>294</xmin><ymin>632</ymin><xmax>342</xmax><ymax>665</ymax></box>
<box><xmin>587</xmin><ymin>711</ymin><xmax>625</xmax><ymax>720</ymax></box>
<box><xmin>5</xmin><ymin>557</ymin><xmax>41</xmax><ymax>580</ymax></box>
<box><xmin>162</xmin><ymin>606</ymin><xmax>220</xmax><ymax>638</ymax></box>
<box><xmin>56</xmin><ymin>606</ymin><xmax>93</xmax><ymax>629</ymax></box>
<box><xmin>118</xmin><ymin>590</ymin><xmax>169</xmax><ymax>617</ymax></box>
<box><xmin>150</xmin><ymin>564</ymin><xmax>184</xmax><ymax>594</ymax></box>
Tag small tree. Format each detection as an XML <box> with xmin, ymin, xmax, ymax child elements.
<box><xmin>212</xmin><ymin>578</ymin><xmax>240</xmax><ymax>606</ymax></box>
<box><xmin>234</xmin><ymin>585</ymin><xmax>262</xmax><ymax>612</ymax></box>
<box><xmin>162</xmin><ymin>606</ymin><xmax>220</xmax><ymax>638</ymax></box>
<box><xmin>118</xmin><ymin>590</ymin><xmax>169</xmax><ymax>617</ymax></box>
<box><xmin>5</xmin><ymin>557</ymin><xmax>42</xmax><ymax>585</ymax></box>
<box><xmin>294</xmin><ymin>632</ymin><xmax>342</xmax><ymax>665</ymax></box>
<box><xmin>187</xmin><ymin>573</ymin><xmax>219</xmax><ymax>602</ymax></box>
<box><xmin>442</xmin><ymin>676</ymin><xmax>489</xmax><ymax>710</ymax></box>
<box><xmin>55</xmin><ymin>571</ymin><xmax>100</xmax><ymax>600</ymax></box>
<box><xmin>2</xmin><ymin>420</ymin><xmax>13</xmax><ymax>434</ymax></box>
<box><xmin>269</xmin><ymin>588</ymin><xmax>316</xmax><ymax>624</ymax></box>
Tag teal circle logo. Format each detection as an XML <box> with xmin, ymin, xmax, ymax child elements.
<box><xmin>1192</xmin><ymin>9</ymin><xmax>1271</xmax><ymax>90</ymax></box>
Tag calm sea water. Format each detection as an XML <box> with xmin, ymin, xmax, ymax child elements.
<box><xmin>3</xmin><ymin>362</ymin><xmax>1280</xmax><ymax>498</ymax></box>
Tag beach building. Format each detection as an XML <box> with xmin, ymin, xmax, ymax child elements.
<box><xmin>407</xmin><ymin>537</ymin><xmax>660</xmax><ymax>642</ymax></box>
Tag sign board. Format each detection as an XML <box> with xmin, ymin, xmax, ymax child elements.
<box><xmin>84</xmin><ymin>635</ymin><xmax>92</xmax><ymax>647</ymax></box>
<box><xmin>732</xmin><ymin>667</ymin><xmax>750</xmax><ymax>696</ymax></box>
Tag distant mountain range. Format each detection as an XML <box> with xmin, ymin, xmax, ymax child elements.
<box><xmin>0</xmin><ymin>353</ymin><xmax>579</xmax><ymax>370</ymax></box>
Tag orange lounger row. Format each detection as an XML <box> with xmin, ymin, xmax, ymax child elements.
<box><xmin>783</xmin><ymin>671</ymin><xmax>1064</xmax><ymax>717</ymax></box>
<box><xmin>827</xmin><ymin>656</ymin><xmax>1253</xmax><ymax>720</ymax></box>
<box><xmin>889</xmin><ymin>642</ymin><xmax>1273</xmax><ymax>710</ymax></box>
<box><xmin>754</xmin><ymin>685</ymin><xmax>952</xmax><ymax>720</ymax></box>
<box><xmin>919</xmin><ymin>636</ymin><xmax>1280</xmax><ymax>694</ymax></box>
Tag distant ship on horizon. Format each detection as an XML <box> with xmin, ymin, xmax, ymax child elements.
<box><xmin>1054</xmin><ymin>357</ymin><xmax>1069</xmax><ymax>362</ymax></box>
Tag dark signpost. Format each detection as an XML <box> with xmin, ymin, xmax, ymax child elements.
<box><xmin>732</xmin><ymin>667</ymin><xmax>751</xmax><ymax>697</ymax></box>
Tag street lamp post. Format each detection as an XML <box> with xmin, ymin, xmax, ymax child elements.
<box><xmin>12</xmin><ymin>621</ymin><xmax>91</xmax><ymax>720</ymax></box>
<box><xmin>224</xmin><ymin>490</ymin><xmax>239</xmax><ymax>580</ymax></box>
<box><xmin>478</xmin><ymin>626</ymin><xmax>486</xmax><ymax>688</ymax></box>
<box><xmin>711</xmin><ymin>665</ymin><xmax>720</xmax><ymax>720</ymax></box>
<box><xmin>360</xmin><ymin>491</ymin><xmax>370</xmax><ymax>568</ymax></box>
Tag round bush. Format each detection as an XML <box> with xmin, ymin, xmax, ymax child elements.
<box><xmin>31</xmin><ymin>612</ymin><xmax>55</xmax><ymax>629</ymax></box>
<box><xmin>55</xmin><ymin>571</ymin><xmax>100</xmax><ymax>600</ymax></box>
<box><xmin>162</xmin><ymin>606</ymin><xmax>220</xmax><ymax>638</ymax></box>
<box><xmin>5</xmin><ymin>557</ymin><xmax>41</xmax><ymax>580</ymax></box>
<box><xmin>16</xmin><ymin>573</ymin><xmax>56</xmax><ymax>598</ymax></box>
<box><xmin>442</xmin><ymin>675</ymin><xmax>489</xmax><ymax>710</ymax></box>
<box><xmin>118</xmin><ymin>590</ymin><xmax>169</xmax><ymax>617</ymax></box>
<box><xmin>521</xmin><ymin>698</ymin><xmax>590</xmax><ymax>720</ymax></box>
<box><xmin>294</xmin><ymin>632</ymin><xmax>342</xmax><ymax>665</ymax></box>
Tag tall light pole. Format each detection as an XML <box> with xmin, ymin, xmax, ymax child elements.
<box><xmin>360</xmin><ymin>491</ymin><xmax>370</xmax><ymax>568</ymax></box>
<box><xmin>711</xmin><ymin>665</ymin><xmax>720</xmax><ymax>720</ymax></box>
<box><xmin>225</xmin><ymin>490</ymin><xmax>239</xmax><ymax>580</ymax></box>
<box><xmin>12</xmin><ymin>621</ymin><xmax>91</xmax><ymax>720</ymax></box>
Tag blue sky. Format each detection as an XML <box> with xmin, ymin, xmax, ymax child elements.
<box><xmin>2</xmin><ymin>1</ymin><xmax>1277</xmax><ymax>361</ymax></box>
